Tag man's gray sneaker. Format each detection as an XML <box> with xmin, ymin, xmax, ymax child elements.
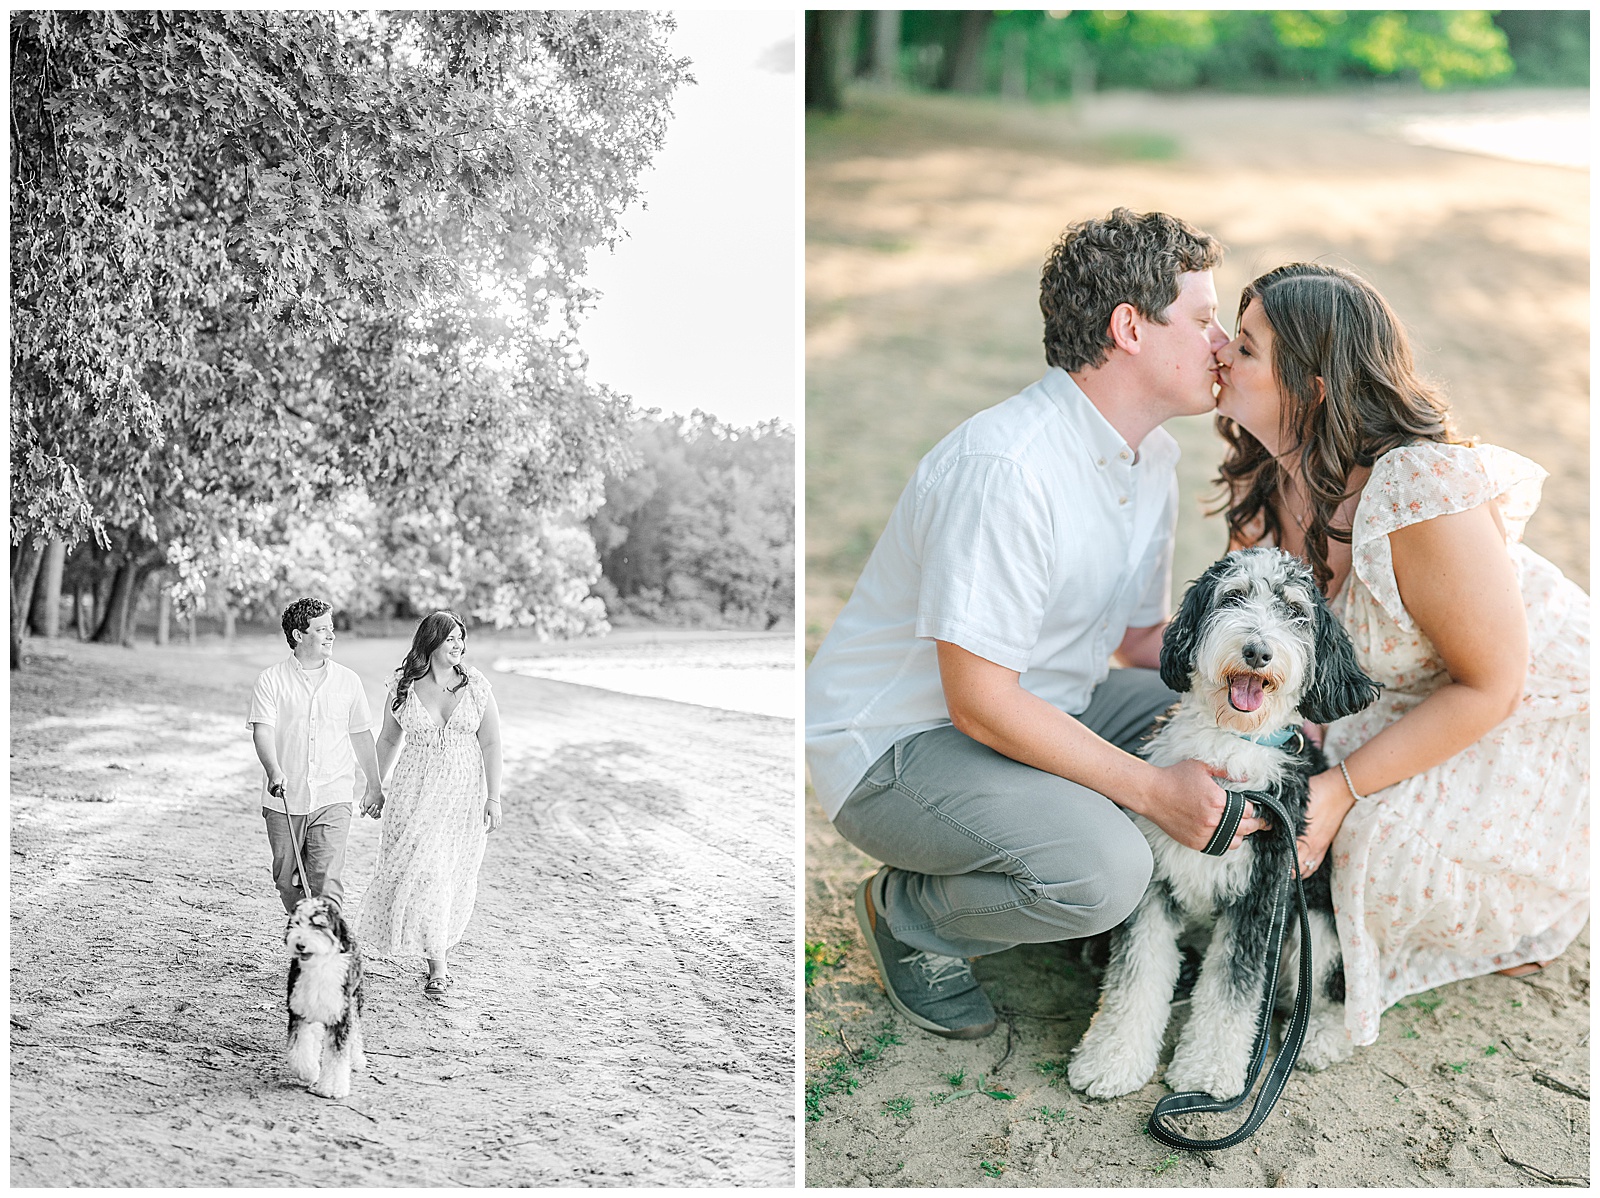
<box><xmin>854</xmin><ymin>867</ymin><xmax>997</xmax><ymax>1040</ymax></box>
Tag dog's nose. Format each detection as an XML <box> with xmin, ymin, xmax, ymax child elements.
<box><xmin>1242</xmin><ymin>642</ymin><xmax>1273</xmax><ymax>669</ymax></box>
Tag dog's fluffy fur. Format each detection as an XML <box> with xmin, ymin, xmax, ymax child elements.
<box><xmin>284</xmin><ymin>896</ymin><xmax>365</xmax><ymax>1099</ymax></box>
<box><xmin>1069</xmin><ymin>548</ymin><xmax>1380</xmax><ymax>1101</ymax></box>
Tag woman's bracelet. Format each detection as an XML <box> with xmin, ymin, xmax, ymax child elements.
<box><xmin>1338</xmin><ymin>761</ymin><xmax>1365</xmax><ymax>802</ymax></box>
<box><xmin>486</xmin><ymin>798</ymin><xmax>502</xmax><ymax>806</ymax></box>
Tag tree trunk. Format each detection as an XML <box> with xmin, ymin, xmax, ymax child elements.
<box><xmin>806</xmin><ymin>10</ymin><xmax>857</xmax><ymax>112</ymax></box>
<box><xmin>10</xmin><ymin>539</ymin><xmax>46</xmax><ymax>670</ymax></box>
<box><xmin>29</xmin><ymin>540</ymin><xmax>65</xmax><ymax>637</ymax></box>
<box><xmin>91</xmin><ymin>558</ymin><xmax>135</xmax><ymax>644</ymax></box>
<box><xmin>942</xmin><ymin>11</ymin><xmax>993</xmax><ymax>93</ymax></box>
<box><xmin>75</xmin><ymin>587</ymin><xmax>92</xmax><ymax>640</ymax></box>
<box><xmin>155</xmin><ymin>584</ymin><xmax>171</xmax><ymax>645</ymax></box>
<box><xmin>871</xmin><ymin>10</ymin><xmax>901</xmax><ymax>86</ymax></box>
<box><xmin>186</xmin><ymin>610</ymin><xmax>196</xmax><ymax>645</ymax></box>
<box><xmin>116</xmin><ymin>563</ymin><xmax>158</xmax><ymax>647</ymax></box>
<box><xmin>222</xmin><ymin>602</ymin><xmax>237</xmax><ymax>641</ymax></box>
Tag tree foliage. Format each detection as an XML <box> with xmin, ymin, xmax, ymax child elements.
<box><xmin>809</xmin><ymin>9</ymin><xmax>1576</xmax><ymax>106</ymax></box>
<box><xmin>11</xmin><ymin>10</ymin><xmax>690</xmax><ymax>656</ymax></box>
<box><xmin>591</xmin><ymin>414</ymin><xmax>795</xmax><ymax>630</ymax></box>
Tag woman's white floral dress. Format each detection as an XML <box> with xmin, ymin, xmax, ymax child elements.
<box><xmin>1325</xmin><ymin>442</ymin><xmax>1590</xmax><ymax>1045</ymax></box>
<box><xmin>359</xmin><ymin>666</ymin><xmax>492</xmax><ymax>959</ymax></box>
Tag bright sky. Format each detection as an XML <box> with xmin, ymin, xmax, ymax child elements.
<box><xmin>576</xmin><ymin>11</ymin><xmax>797</xmax><ymax>430</ymax></box>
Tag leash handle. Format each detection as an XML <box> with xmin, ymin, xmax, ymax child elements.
<box><xmin>1148</xmin><ymin>790</ymin><xmax>1314</xmax><ymax>1151</ymax></box>
<box><xmin>1201</xmin><ymin>790</ymin><xmax>1248</xmax><ymax>856</ymax></box>
<box><xmin>272</xmin><ymin>781</ymin><xmax>317</xmax><ymax>903</ymax></box>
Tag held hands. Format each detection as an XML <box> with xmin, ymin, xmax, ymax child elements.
<box><xmin>1143</xmin><ymin>759</ymin><xmax>1272</xmax><ymax>853</ymax></box>
<box><xmin>484</xmin><ymin>797</ymin><xmax>502</xmax><ymax>833</ymax></box>
<box><xmin>1296</xmin><ymin>770</ymin><xmax>1357</xmax><ymax>878</ymax></box>
<box><xmin>360</xmin><ymin>785</ymin><xmax>385</xmax><ymax>819</ymax></box>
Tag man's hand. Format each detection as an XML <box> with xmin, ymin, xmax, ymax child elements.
<box><xmin>266</xmin><ymin>772</ymin><xmax>286</xmax><ymax>800</ymax></box>
<box><xmin>360</xmin><ymin>785</ymin><xmax>385</xmax><ymax>819</ymax></box>
<box><xmin>1137</xmin><ymin>759</ymin><xmax>1271</xmax><ymax>852</ymax></box>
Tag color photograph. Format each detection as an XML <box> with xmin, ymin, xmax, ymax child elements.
<box><xmin>804</xmin><ymin>9</ymin><xmax>1588</xmax><ymax>1187</ymax></box>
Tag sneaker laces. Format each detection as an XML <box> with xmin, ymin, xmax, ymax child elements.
<box><xmin>899</xmin><ymin>950</ymin><xmax>972</xmax><ymax>988</ymax></box>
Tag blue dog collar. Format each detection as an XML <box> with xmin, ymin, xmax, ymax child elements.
<box><xmin>1237</xmin><ymin>725</ymin><xmax>1300</xmax><ymax>748</ymax></box>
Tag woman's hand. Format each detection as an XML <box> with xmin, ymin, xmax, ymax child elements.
<box><xmin>1297</xmin><ymin>769</ymin><xmax>1357</xmax><ymax>877</ymax></box>
<box><xmin>484</xmin><ymin>797</ymin><xmax>502</xmax><ymax>833</ymax></box>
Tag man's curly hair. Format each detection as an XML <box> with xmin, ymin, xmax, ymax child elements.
<box><xmin>1040</xmin><ymin>208</ymin><xmax>1223</xmax><ymax>373</ymax></box>
<box><xmin>281</xmin><ymin>597</ymin><xmax>332</xmax><ymax>648</ymax></box>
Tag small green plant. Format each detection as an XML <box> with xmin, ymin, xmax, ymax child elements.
<box><xmin>1446</xmin><ymin>1061</ymin><xmax>1467</xmax><ymax>1074</ymax></box>
<box><xmin>979</xmin><ymin>1160</ymin><xmax>1005</xmax><ymax>1178</ymax></box>
<box><xmin>805</xmin><ymin>941</ymin><xmax>847</xmax><ymax>986</ymax></box>
<box><xmin>1483</xmin><ymin>1044</ymin><xmax>1499</xmax><ymax>1057</ymax></box>
<box><xmin>882</xmin><ymin>1096</ymin><xmax>914</xmax><ymax>1118</ymax></box>
<box><xmin>1509</xmin><ymin>999</ymin><xmax>1524</xmax><ymax>1008</ymax></box>
<box><xmin>1403</xmin><ymin>1028</ymin><xmax>1420</xmax><ymax>1039</ymax></box>
<box><xmin>805</xmin><ymin>1054</ymin><xmax>862</xmax><ymax>1121</ymax></box>
<box><xmin>1152</xmin><ymin>1153</ymin><xmax>1183</xmax><ymax>1175</ymax></box>
<box><xmin>1035</xmin><ymin>1058</ymin><xmax>1071</xmax><ymax>1085</ymax></box>
<box><xmin>945</xmin><ymin>1067</ymin><xmax>967</xmax><ymax>1088</ymax></box>
<box><xmin>1411</xmin><ymin>992</ymin><xmax>1445</xmax><ymax>1014</ymax></box>
<box><xmin>977</xmin><ymin>1076</ymin><xmax>1017</xmax><ymax>1101</ymax></box>
<box><xmin>1037</xmin><ymin>1105</ymin><xmax>1071</xmax><ymax>1123</ymax></box>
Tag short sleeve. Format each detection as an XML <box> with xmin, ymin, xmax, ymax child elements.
<box><xmin>246</xmin><ymin>671</ymin><xmax>277</xmax><ymax>729</ymax></box>
<box><xmin>1350</xmin><ymin>442</ymin><xmax>1548</xmax><ymax>628</ymax></box>
<box><xmin>912</xmin><ymin>453</ymin><xmax>1052</xmax><ymax>672</ymax></box>
<box><xmin>347</xmin><ymin>672</ymin><xmax>374</xmax><ymax>735</ymax></box>
<box><xmin>465</xmin><ymin>665</ymin><xmax>492</xmax><ymax>707</ymax></box>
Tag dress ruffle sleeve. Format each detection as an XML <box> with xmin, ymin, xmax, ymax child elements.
<box><xmin>1349</xmin><ymin>442</ymin><xmax>1549</xmax><ymax>630</ymax></box>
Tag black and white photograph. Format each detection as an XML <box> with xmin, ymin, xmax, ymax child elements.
<box><xmin>11</xmin><ymin>9</ymin><xmax>796</xmax><ymax>1186</ymax></box>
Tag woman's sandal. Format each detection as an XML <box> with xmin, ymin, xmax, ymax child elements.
<box><xmin>423</xmin><ymin>975</ymin><xmax>452</xmax><ymax>999</ymax></box>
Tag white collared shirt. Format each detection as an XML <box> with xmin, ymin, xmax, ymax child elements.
<box><xmin>805</xmin><ymin>367</ymin><xmax>1180</xmax><ymax>819</ymax></box>
<box><xmin>247</xmin><ymin>657</ymin><xmax>374</xmax><ymax>815</ymax></box>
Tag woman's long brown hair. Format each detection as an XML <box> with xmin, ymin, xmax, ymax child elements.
<box><xmin>392</xmin><ymin>610</ymin><xmax>469</xmax><ymax>712</ymax></box>
<box><xmin>1215</xmin><ymin>263</ymin><xmax>1464</xmax><ymax>592</ymax></box>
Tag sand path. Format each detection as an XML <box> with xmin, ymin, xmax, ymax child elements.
<box><xmin>10</xmin><ymin>631</ymin><xmax>794</xmax><ymax>1186</ymax></box>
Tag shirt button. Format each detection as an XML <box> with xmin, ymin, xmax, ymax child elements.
<box><xmin>1118</xmin><ymin>450</ymin><xmax>1129</xmax><ymax>461</ymax></box>
<box><xmin>1118</xmin><ymin>496</ymin><xmax>1128</xmax><ymax>505</ymax></box>
<box><xmin>1097</xmin><ymin>457</ymin><xmax>1106</xmax><ymax>467</ymax></box>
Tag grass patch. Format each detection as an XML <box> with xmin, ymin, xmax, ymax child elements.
<box><xmin>882</xmin><ymin>1095</ymin><xmax>914</xmax><ymax>1118</ymax></box>
<box><xmin>805</xmin><ymin>940</ymin><xmax>848</xmax><ymax>986</ymax></box>
<box><xmin>1035</xmin><ymin>1058</ymin><xmax>1071</xmax><ymax>1086</ymax></box>
<box><xmin>979</xmin><ymin>1160</ymin><xmax>1005</xmax><ymax>1178</ymax></box>
<box><xmin>1036</xmin><ymin>1105</ymin><xmax>1071</xmax><ymax>1123</ymax></box>
<box><xmin>1152</xmin><ymin>1153</ymin><xmax>1183</xmax><ymax>1175</ymax></box>
<box><xmin>1411</xmin><ymin>991</ymin><xmax>1445</xmax><ymax>1014</ymax></box>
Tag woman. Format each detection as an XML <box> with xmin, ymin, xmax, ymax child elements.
<box><xmin>1212</xmin><ymin>263</ymin><xmax>1589</xmax><ymax>1048</ymax></box>
<box><xmin>358</xmin><ymin>610</ymin><xmax>504</xmax><ymax>998</ymax></box>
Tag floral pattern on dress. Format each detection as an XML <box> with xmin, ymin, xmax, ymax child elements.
<box><xmin>1324</xmin><ymin>442</ymin><xmax>1589</xmax><ymax>1046</ymax></box>
<box><xmin>357</xmin><ymin>666</ymin><xmax>492</xmax><ymax>959</ymax></box>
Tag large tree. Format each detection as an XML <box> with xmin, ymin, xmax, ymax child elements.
<box><xmin>11</xmin><ymin>10</ymin><xmax>690</xmax><ymax>662</ymax></box>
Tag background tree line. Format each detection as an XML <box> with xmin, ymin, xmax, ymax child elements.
<box><xmin>10</xmin><ymin>11</ymin><xmax>719</xmax><ymax>664</ymax></box>
<box><xmin>807</xmin><ymin>10</ymin><xmax>1588</xmax><ymax>110</ymax></box>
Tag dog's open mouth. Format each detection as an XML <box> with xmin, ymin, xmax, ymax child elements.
<box><xmin>1227</xmin><ymin>673</ymin><xmax>1270</xmax><ymax>713</ymax></box>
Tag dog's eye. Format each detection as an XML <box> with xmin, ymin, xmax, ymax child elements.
<box><xmin>1218</xmin><ymin>588</ymin><xmax>1247</xmax><ymax>606</ymax></box>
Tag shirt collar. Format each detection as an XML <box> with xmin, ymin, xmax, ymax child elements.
<box><xmin>1040</xmin><ymin>367</ymin><xmax>1140</xmax><ymax>467</ymax></box>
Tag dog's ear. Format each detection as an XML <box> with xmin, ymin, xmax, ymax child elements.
<box><xmin>326</xmin><ymin>903</ymin><xmax>353</xmax><ymax>952</ymax></box>
<box><xmin>1301</xmin><ymin>589</ymin><xmax>1382</xmax><ymax>724</ymax></box>
<box><xmin>1159</xmin><ymin>556</ymin><xmax>1230</xmax><ymax>693</ymax></box>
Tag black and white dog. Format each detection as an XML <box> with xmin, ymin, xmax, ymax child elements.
<box><xmin>284</xmin><ymin>896</ymin><xmax>366</xmax><ymax>1099</ymax></box>
<box><xmin>1069</xmin><ymin>548</ymin><xmax>1380</xmax><ymax>1101</ymax></box>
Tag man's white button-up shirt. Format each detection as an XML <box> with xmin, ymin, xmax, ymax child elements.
<box><xmin>805</xmin><ymin>367</ymin><xmax>1181</xmax><ymax>820</ymax></box>
<box><xmin>247</xmin><ymin>658</ymin><xmax>374</xmax><ymax>815</ymax></box>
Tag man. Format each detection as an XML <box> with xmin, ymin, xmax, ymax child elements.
<box><xmin>248</xmin><ymin>597</ymin><xmax>384</xmax><ymax>914</ymax></box>
<box><xmin>805</xmin><ymin>208</ymin><xmax>1268</xmax><ymax>1041</ymax></box>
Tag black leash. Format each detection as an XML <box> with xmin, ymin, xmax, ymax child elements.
<box><xmin>1149</xmin><ymin>788</ymin><xmax>1313</xmax><ymax>1151</ymax></box>
<box><xmin>271</xmin><ymin>781</ymin><xmax>318</xmax><ymax>903</ymax></box>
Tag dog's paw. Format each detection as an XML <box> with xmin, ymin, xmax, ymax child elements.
<box><xmin>1295</xmin><ymin>1013</ymin><xmax>1353</xmax><ymax>1072</ymax></box>
<box><xmin>1165</xmin><ymin>1042</ymin><xmax>1249</xmax><ymax>1101</ymax></box>
<box><xmin>1068</xmin><ymin>1034</ymin><xmax>1157</xmax><ymax>1099</ymax></box>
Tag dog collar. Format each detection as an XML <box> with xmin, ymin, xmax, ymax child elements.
<box><xmin>1236</xmin><ymin>725</ymin><xmax>1301</xmax><ymax>749</ymax></box>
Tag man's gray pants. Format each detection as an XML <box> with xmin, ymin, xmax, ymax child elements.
<box><xmin>833</xmin><ymin>667</ymin><xmax>1178</xmax><ymax>959</ymax></box>
<box><xmin>263</xmin><ymin>804</ymin><xmax>351</xmax><ymax>914</ymax></box>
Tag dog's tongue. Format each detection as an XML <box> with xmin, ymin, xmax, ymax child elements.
<box><xmin>1229</xmin><ymin>675</ymin><xmax>1265</xmax><ymax>713</ymax></box>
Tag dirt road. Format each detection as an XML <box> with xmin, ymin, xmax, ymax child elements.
<box><xmin>10</xmin><ymin>631</ymin><xmax>794</xmax><ymax>1186</ymax></box>
<box><xmin>805</xmin><ymin>87</ymin><xmax>1589</xmax><ymax>1187</ymax></box>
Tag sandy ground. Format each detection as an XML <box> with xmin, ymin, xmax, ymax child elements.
<box><xmin>10</xmin><ymin>629</ymin><xmax>795</xmax><ymax>1186</ymax></box>
<box><xmin>804</xmin><ymin>88</ymin><xmax>1589</xmax><ymax>1187</ymax></box>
